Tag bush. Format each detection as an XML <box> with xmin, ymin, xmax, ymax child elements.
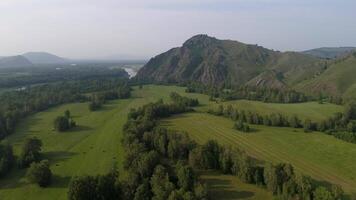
<box><xmin>18</xmin><ymin>137</ymin><xmax>42</xmax><ymax>168</ymax></box>
<box><xmin>26</xmin><ymin>160</ymin><xmax>52</xmax><ymax>187</ymax></box>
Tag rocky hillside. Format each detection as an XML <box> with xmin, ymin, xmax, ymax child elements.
<box><xmin>136</xmin><ymin>35</ymin><xmax>323</xmax><ymax>88</ymax></box>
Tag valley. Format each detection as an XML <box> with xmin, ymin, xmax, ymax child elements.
<box><xmin>0</xmin><ymin>85</ymin><xmax>353</xmax><ymax>199</ymax></box>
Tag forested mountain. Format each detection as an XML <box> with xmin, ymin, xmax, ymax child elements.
<box><xmin>302</xmin><ymin>47</ymin><xmax>356</xmax><ymax>59</ymax></box>
<box><xmin>0</xmin><ymin>55</ymin><xmax>33</xmax><ymax>68</ymax></box>
<box><xmin>22</xmin><ymin>52</ymin><xmax>69</xmax><ymax>64</ymax></box>
<box><xmin>136</xmin><ymin>35</ymin><xmax>324</xmax><ymax>88</ymax></box>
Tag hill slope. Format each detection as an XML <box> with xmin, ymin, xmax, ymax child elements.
<box><xmin>0</xmin><ymin>55</ymin><xmax>33</xmax><ymax>68</ymax></box>
<box><xmin>22</xmin><ymin>52</ymin><xmax>68</xmax><ymax>64</ymax></box>
<box><xmin>302</xmin><ymin>47</ymin><xmax>356</xmax><ymax>59</ymax></box>
<box><xmin>137</xmin><ymin>35</ymin><xmax>322</xmax><ymax>88</ymax></box>
<box><xmin>295</xmin><ymin>53</ymin><xmax>356</xmax><ymax>100</ymax></box>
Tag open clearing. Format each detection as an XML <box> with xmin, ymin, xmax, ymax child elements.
<box><xmin>0</xmin><ymin>85</ymin><xmax>347</xmax><ymax>199</ymax></box>
<box><xmin>162</xmin><ymin>112</ymin><xmax>356</xmax><ymax>193</ymax></box>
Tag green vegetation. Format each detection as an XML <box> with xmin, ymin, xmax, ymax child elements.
<box><xmin>53</xmin><ymin>111</ymin><xmax>76</xmax><ymax>132</ymax></box>
<box><xmin>26</xmin><ymin>160</ymin><xmax>52</xmax><ymax>187</ymax></box>
<box><xmin>296</xmin><ymin>54</ymin><xmax>356</xmax><ymax>101</ymax></box>
<box><xmin>162</xmin><ymin>112</ymin><xmax>356</xmax><ymax>193</ymax></box>
<box><xmin>136</xmin><ymin>34</ymin><xmax>323</xmax><ymax>89</ymax></box>
<box><xmin>0</xmin><ymin>85</ymin><xmax>352</xmax><ymax>199</ymax></box>
<box><xmin>216</xmin><ymin>100</ymin><xmax>342</xmax><ymax>121</ymax></box>
<box><xmin>200</xmin><ymin>171</ymin><xmax>273</xmax><ymax>200</ymax></box>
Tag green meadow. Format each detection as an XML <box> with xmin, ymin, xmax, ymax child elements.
<box><xmin>0</xmin><ymin>85</ymin><xmax>349</xmax><ymax>199</ymax></box>
<box><xmin>162</xmin><ymin>112</ymin><xmax>356</xmax><ymax>193</ymax></box>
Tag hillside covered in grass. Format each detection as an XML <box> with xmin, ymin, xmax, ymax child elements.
<box><xmin>136</xmin><ymin>35</ymin><xmax>324</xmax><ymax>89</ymax></box>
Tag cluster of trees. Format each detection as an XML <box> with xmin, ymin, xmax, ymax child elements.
<box><xmin>208</xmin><ymin>103</ymin><xmax>356</xmax><ymax>144</ymax></box>
<box><xmin>185</xmin><ymin>82</ymin><xmax>309</xmax><ymax>103</ymax></box>
<box><xmin>68</xmin><ymin>99</ymin><xmax>207</xmax><ymax>200</ymax></box>
<box><xmin>219</xmin><ymin>87</ymin><xmax>309</xmax><ymax>103</ymax></box>
<box><xmin>233</xmin><ymin>120</ymin><xmax>251</xmax><ymax>132</ymax></box>
<box><xmin>0</xmin><ymin>79</ymin><xmax>131</xmax><ymax>140</ymax></box>
<box><xmin>26</xmin><ymin>160</ymin><xmax>52</xmax><ymax>187</ymax></box>
<box><xmin>208</xmin><ymin>105</ymin><xmax>304</xmax><ymax>128</ymax></box>
<box><xmin>190</xmin><ymin>140</ymin><xmax>344</xmax><ymax>200</ymax></box>
<box><xmin>89</xmin><ymin>84</ymin><xmax>131</xmax><ymax>111</ymax></box>
<box><xmin>0</xmin><ymin>137</ymin><xmax>52</xmax><ymax>187</ymax></box>
<box><xmin>170</xmin><ymin>92</ymin><xmax>199</xmax><ymax>107</ymax></box>
<box><xmin>54</xmin><ymin>110</ymin><xmax>76</xmax><ymax>132</ymax></box>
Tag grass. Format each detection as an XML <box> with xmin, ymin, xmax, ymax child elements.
<box><xmin>0</xmin><ymin>85</ymin><xmax>209</xmax><ymax>200</ymax></box>
<box><xmin>215</xmin><ymin>100</ymin><xmax>343</xmax><ymax>121</ymax></box>
<box><xmin>0</xmin><ymin>84</ymin><xmax>347</xmax><ymax>199</ymax></box>
<box><xmin>200</xmin><ymin>171</ymin><xmax>273</xmax><ymax>200</ymax></box>
<box><xmin>162</xmin><ymin>112</ymin><xmax>356</xmax><ymax>194</ymax></box>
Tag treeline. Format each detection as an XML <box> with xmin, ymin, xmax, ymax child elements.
<box><xmin>170</xmin><ymin>92</ymin><xmax>199</xmax><ymax>107</ymax></box>
<box><xmin>185</xmin><ymin>82</ymin><xmax>309</xmax><ymax>103</ymax></box>
<box><xmin>0</xmin><ymin>78</ymin><xmax>130</xmax><ymax>140</ymax></box>
<box><xmin>68</xmin><ymin>98</ymin><xmax>207</xmax><ymax>200</ymax></box>
<box><xmin>0</xmin><ymin>65</ymin><xmax>129</xmax><ymax>88</ymax></box>
<box><xmin>190</xmin><ymin>140</ymin><xmax>344</xmax><ymax>200</ymax></box>
<box><xmin>208</xmin><ymin>103</ymin><xmax>356</xmax><ymax>144</ymax></box>
<box><xmin>89</xmin><ymin>84</ymin><xmax>131</xmax><ymax>111</ymax></box>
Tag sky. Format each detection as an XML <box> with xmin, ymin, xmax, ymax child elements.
<box><xmin>0</xmin><ymin>0</ymin><xmax>355</xmax><ymax>60</ymax></box>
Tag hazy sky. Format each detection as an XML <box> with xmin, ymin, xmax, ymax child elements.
<box><xmin>1</xmin><ymin>0</ymin><xmax>355</xmax><ymax>59</ymax></box>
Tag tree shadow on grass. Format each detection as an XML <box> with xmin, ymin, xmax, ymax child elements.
<box><xmin>0</xmin><ymin>168</ymin><xmax>27</xmax><ymax>189</ymax></box>
<box><xmin>43</xmin><ymin>151</ymin><xmax>77</xmax><ymax>165</ymax></box>
<box><xmin>67</xmin><ymin>125</ymin><xmax>93</xmax><ymax>133</ymax></box>
<box><xmin>204</xmin><ymin>177</ymin><xmax>254</xmax><ymax>199</ymax></box>
<box><xmin>49</xmin><ymin>175</ymin><xmax>72</xmax><ymax>188</ymax></box>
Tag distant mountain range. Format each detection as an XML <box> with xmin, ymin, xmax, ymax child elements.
<box><xmin>0</xmin><ymin>55</ymin><xmax>33</xmax><ymax>68</ymax></box>
<box><xmin>302</xmin><ymin>47</ymin><xmax>356</xmax><ymax>59</ymax></box>
<box><xmin>22</xmin><ymin>52</ymin><xmax>68</xmax><ymax>64</ymax></box>
<box><xmin>137</xmin><ymin>34</ymin><xmax>356</xmax><ymax>99</ymax></box>
<box><xmin>0</xmin><ymin>52</ymin><xmax>69</xmax><ymax>68</ymax></box>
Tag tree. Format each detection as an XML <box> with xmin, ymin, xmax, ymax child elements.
<box><xmin>177</xmin><ymin>164</ymin><xmax>195</xmax><ymax>191</ymax></box>
<box><xmin>303</xmin><ymin>119</ymin><xmax>313</xmax><ymax>132</ymax></box>
<box><xmin>0</xmin><ymin>143</ymin><xmax>15</xmax><ymax>176</ymax></box>
<box><xmin>150</xmin><ymin>165</ymin><xmax>175</xmax><ymax>200</ymax></box>
<box><xmin>68</xmin><ymin>176</ymin><xmax>98</xmax><ymax>200</ymax></box>
<box><xmin>313</xmin><ymin>186</ymin><xmax>333</xmax><ymax>200</ymax></box>
<box><xmin>289</xmin><ymin>115</ymin><xmax>301</xmax><ymax>128</ymax></box>
<box><xmin>134</xmin><ymin>180</ymin><xmax>152</xmax><ymax>200</ymax></box>
<box><xmin>18</xmin><ymin>137</ymin><xmax>42</xmax><ymax>168</ymax></box>
<box><xmin>54</xmin><ymin>111</ymin><xmax>76</xmax><ymax>132</ymax></box>
<box><xmin>344</xmin><ymin>102</ymin><xmax>356</xmax><ymax>120</ymax></box>
<box><xmin>26</xmin><ymin>160</ymin><xmax>52</xmax><ymax>187</ymax></box>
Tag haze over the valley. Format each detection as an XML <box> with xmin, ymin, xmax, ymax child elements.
<box><xmin>1</xmin><ymin>0</ymin><xmax>356</xmax><ymax>60</ymax></box>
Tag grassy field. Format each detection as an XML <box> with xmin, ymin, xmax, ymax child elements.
<box><xmin>162</xmin><ymin>112</ymin><xmax>356</xmax><ymax>194</ymax></box>
<box><xmin>0</xmin><ymin>85</ymin><xmax>347</xmax><ymax>199</ymax></box>
<box><xmin>0</xmin><ymin>85</ymin><xmax>209</xmax><ymax>200</ymax></box>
